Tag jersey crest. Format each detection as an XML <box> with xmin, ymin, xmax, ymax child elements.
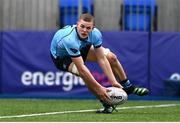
<box><xmin>70</xmin><ymin>48</ymin><xmax>78</xmax><ymax>54</ymax></box>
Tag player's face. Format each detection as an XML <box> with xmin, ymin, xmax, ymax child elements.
<box><xmin>77</xmin><ymin>19</ymin><xmax>93</xmax><ymax>39</ymax></box>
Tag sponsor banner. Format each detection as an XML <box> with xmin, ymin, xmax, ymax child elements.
<box><xmin>1</xmin><ymin>31</ymin><xmax>180</xmax><ymax>97</ymax></box>
<box><xmin>1</xmin><ymin>31</ymin><xmax>148</xmax><ymax>98</ymax></box>
<box><xmin>1</xmin><ymin>31</ymin><xmax>110</xmax><ymax>98</ymax></box>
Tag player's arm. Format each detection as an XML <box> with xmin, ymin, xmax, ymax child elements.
<box><xmin>94</xmin><ymin>46</ymin><xmax>123</xmax><ymax>88</ymax></box>
<box><xmin>71</xmin><ymin>56</ymin><xmax>111</xmax><ymax>102</ymax></box>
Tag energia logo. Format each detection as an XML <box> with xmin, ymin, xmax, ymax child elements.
<box><xmin>21</xmin><ymin>71</ymin><xmax>85</xmax><ymax>91</ymax></box>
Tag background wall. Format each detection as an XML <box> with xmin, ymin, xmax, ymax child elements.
<box><xmin>0</xmin><ymin>0</ymin><xmax>3</xmax><ymax>29</ymax></box>
<box><xmin>94</xmin><ymin>0</ymin><xmax>123</xmax><ymax>30</ymax></box>
<box><xmin>1</xmin><ymin>0</ymin><xmax>180</xmax><ymax>31</ymax></box>
<box><xmin>1</xmin><ymin>0</ymin><xmax>59</xmax><ymax>30</ymax></box>
<box><xmin>156</xmin><ymin>0</ymin><xmax>180</xmax><ymax>32</ymax></box>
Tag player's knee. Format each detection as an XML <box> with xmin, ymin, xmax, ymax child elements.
<box><xmin>69</xmin><ymin>63</ymin><xmax>80</xmax><ymax>76</ymax></box>
<box><xmin>107</xmin><ymin>52</ymin><xmax>118</xmax><ymax>65</ymax></box>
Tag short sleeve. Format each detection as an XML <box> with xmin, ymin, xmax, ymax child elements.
<box><xmin>63</xmin><ymin>38</ymin><xmax>81</xmax><ymax>57</ymax></box>
<box><xmin>92</xmin><ymin>28</ymin><xmax>102</xmax><ymax>48</ymax></box>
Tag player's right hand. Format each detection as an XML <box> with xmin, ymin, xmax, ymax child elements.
<box><xmin>96</xmin><ymin>86</ymin><xmax>111</xmax><ymax>104</ymax></box>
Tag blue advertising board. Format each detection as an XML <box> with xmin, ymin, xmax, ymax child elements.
<box><xmin>0</xmin><ymin>31</ymin><xmax>180</xmax><ymax>98</ymax></box>
<box><xmin>0</xmin><ymin>31</ymin><xmax>92</xmax><ymax>98</ymax></box>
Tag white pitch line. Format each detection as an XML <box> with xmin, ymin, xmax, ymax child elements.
<box><xmin>0</xmin><ymin>104</ymin><xmax>178</xmax><ymax>119</ymax></box>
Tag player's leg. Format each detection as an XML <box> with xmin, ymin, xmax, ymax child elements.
<box><xmin>105</xmin><ymin>49</ymin><xmax>149</xmax><ymax>96</ymax></box>
<box><xmin>50</xmin><ymin>52</ymin><xmax>80</xmax><ymax>76</ymax></box>
<box><xmin>85</xmin><ymin>46</ymin><xmax>149</xmax><ymax>96</ymax></box>
<box><xmin>92</xmin><ymin>47</ymin><xmax>149</xmax><ymax>113</ymax></box>
<box><xmin>50</xmin><ymin>53</ymin><xmax>72</xmax><ymax>72</ymax></box>
<box><xmin>80</xmin><ymin>46</ymin><xmax>148</xmax><ymax>113</ymax></box>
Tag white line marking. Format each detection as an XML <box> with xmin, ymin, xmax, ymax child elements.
<box><xmin>0</xmin><ymin>104</ymin><xmax>178</xmax><ymax>119</ymax></box>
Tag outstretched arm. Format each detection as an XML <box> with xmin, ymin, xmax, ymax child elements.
<box><xmin>71</xmin><ymin>56</ymin><xmax>111</xmax><ymax>102</ymax></box>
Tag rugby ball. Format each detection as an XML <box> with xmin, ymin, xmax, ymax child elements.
<box><xmin>107</xmin><ymin>87</ymin><xmax>128</xmax><ymax>106</ymax></box>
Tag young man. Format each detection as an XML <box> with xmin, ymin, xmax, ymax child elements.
<box><xmin>50</xmin><ymin>13</ymin><xmax>149</xmax><ymax>113</ymax></box>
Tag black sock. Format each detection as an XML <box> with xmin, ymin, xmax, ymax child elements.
<box><xmin>120</xmin><ymin>79</ymin><xmax>132</xmax><ymax>89</ymax></box>
<box><xmin>120</xmin><ymin>79</ymin><xmax>135</xmax><ymax>94</ymax></box>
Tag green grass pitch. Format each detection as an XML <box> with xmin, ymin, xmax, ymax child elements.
<box><xmin>0</xmin><ymin>99</ymin><xmax>180</xmax><ymax>122</ymax></box>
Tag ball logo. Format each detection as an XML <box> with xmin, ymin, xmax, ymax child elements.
<box><xmin>110</xmin><ymin>96</ymin><xmax>123</xmax><ymax>99</ymax></box>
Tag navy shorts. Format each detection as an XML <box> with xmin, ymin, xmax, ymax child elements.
<box><xmin>51</xmin><ymin>44</ymin><xmax>91</xmax><ymax>71</ymax></box>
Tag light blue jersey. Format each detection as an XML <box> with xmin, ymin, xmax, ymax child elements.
<box><xmin>50</xmin><ymin>25</ymin><xmax>102</xmax><ymax>59</ymax></box>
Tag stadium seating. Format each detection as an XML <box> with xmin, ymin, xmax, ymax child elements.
<box><xmin>59</xmin><ymin>0</ymin><xmax>94</xmax><ymax>28</ymax></box>
<box><xmin>120</xmin><ymin>0</ymin><xmax>158</xmax><ymax>31</ymax></box>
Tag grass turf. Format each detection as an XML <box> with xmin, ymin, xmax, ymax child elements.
<box><xmin>0</xmin><ymin>99</ymin><xmax>180</xmax><ymax>122</ymax></box>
